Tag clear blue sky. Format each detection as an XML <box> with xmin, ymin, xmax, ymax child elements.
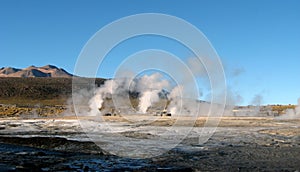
<box><xmin>1</xmin><ymin>0</ymin><xmax>300</xmax><ymax>105</ymax></box>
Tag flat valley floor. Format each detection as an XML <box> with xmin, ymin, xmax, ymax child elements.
<box><xmin>0</xmin><ymin>116</ymin><xmax>300</xmax><ymax>171</ymax></box>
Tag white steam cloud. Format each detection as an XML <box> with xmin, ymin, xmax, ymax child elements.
<box><xmin>276</xmin><ymin>98</ymin><xmax>300</xmax><ymax>120</ymax></box>
<box><xmin>138</xmin><ymin>90</ymin><xmax>160</xmax><ymax>113</ymax></box>
<box><xmin>134</xmin><ymin>73</ymin><xmax>170</xmax><ymax>113</ymax></box>
<box><xmin>86</xmin><ymin>72</ymin><xmax>187</xmax><ymax>116</ymax></box>
<box><xmin>167</xmin><ymin>85</ymin><xmax>183</xmax><ymax>115</ymax></box>
<box><xmin>83</xmin><ymin>71</ymin><xmax>209</xmax><ymax>117</ymax></box>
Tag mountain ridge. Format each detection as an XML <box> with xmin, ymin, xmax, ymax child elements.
<box><xmin>0</xmin><ymin>65</ymin><xmax>73</xmax><ymax>78</ymax></box>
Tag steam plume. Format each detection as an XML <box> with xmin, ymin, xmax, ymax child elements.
<box><xmin>276</xmin><ymin>98</ymin><xmax>300</xmax><ymax>120</ymax></box>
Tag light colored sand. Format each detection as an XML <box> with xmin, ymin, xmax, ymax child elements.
<box><xmin>6</xmin><ymin>115</ymin><xmax>297</xmax><ymax>127</ymax></box>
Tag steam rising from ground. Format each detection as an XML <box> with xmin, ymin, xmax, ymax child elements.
<box><xmin>168</xmin><ymin>85</ymin><xmax>183</xmax><ymax>115</ymax></box>
<box><xmin>87</xmin><ymin>73</ymin><xmax>187</xmax><ymax>116</ymax></box>
<box><xmin>135</xmin><ymin>73</ymin><xmax>170</xmax><ymax>113</ymax></box>
<box><xmin>276</xmin><ymin>98</ymin><xmax>300</xmax><ymax>120</ymax></box>
<box><xmin>138</xmin><ymin>90</ymin><xmax>160</xmax><ymax>113</ymax></box>
<box><xmin>79</xmin><ymin>71</ymin><xmax>214</xmax><ymax>117</ymax></box>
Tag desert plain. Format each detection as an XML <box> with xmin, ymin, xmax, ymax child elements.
<box><xmin>0</xmin><ymin>113</ymin><xmax>300</xmax><ymax>171</ymax></box>
<box><xmin>0</xmin><ymin>77</ymin><xmax>299</xmax><ymax>171</ymax></box>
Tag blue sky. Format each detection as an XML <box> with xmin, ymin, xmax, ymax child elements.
<box><xmin>1</xmin><ymin>0</ymin><xmax>300</xmax><ymax>105</ymax></box>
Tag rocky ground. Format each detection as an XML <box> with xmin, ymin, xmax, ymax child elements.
<box><xmin>0</xmin><ymin>104</ymin><xmax>67</xmax><ymax>117</ymax></box>
<box><xmin>0</xmin><ymin>116</ymin><xmax>299</xmax><ymax>171</ymax></box>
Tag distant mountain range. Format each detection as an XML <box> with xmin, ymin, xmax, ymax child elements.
<box><xmin>0</xmin><ymin>65</ymin><xmax>73</xmax><ymax>78</ymax></box>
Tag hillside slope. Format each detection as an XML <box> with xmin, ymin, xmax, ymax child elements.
<box><xmin>0</xmin><ymin>65</ymin><xmax>73</xmax><ymax>78</ymax></box>
<box><xmin>0</xmin><ymin>77</ymin><xmax>105</xmax><ymax>105</ymax></box>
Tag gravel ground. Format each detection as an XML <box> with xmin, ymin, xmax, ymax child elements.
<box><xmin>0</xmin><ymin>117</ymin><xmax>299</xmax><ymax>171</ymax></box>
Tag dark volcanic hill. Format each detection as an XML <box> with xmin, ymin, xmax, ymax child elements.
<box><xmin>0</xmin><ymin>77</ymin><xmax>106</xmax><ymax>105</ymax></box>
<box><xmin>0</xmin><ymin>65</ymin><xmax>73</xmax><ymax>78</ymax></box>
